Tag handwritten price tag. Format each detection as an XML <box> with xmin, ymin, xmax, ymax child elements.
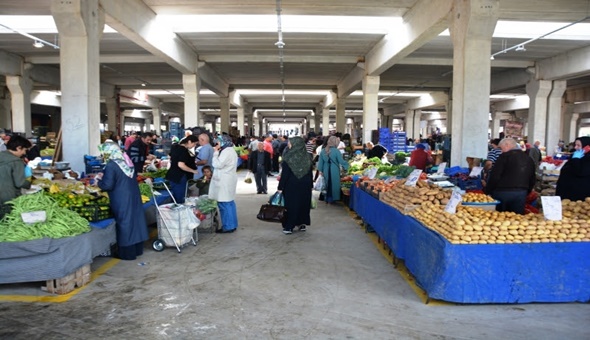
<box><xmin>541</xmin><ymin>196</ymin><xmax>562</xmax><ymax>221</ymax></box>
<box><xmin>405</xmin><ymin>169</ymin><xmax>423</xmax><ymax>187</ymax></box>
<box><xmin>444</xmin><ymin>189</ymin><xmax>463</xmax><ymax>214</ymax></box>
<box><xmin>437</xmin><ymin>162</ymin><xmax>447</xmax><ymax>174</ymax></box>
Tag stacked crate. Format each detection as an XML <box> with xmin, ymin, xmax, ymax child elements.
<box><xmin>390</xmin><ymin>131</ymin><xmax>407</xmax><ymax>153</ymax></box>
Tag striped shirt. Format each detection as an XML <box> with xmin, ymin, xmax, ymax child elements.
<box><xmin>487</xmin><ymin>148</ymin><xmax>502</xmax><ymax>163</ymax></box>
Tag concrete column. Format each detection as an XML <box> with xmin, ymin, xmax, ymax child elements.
<box><xmin>105</xmin><ymin>97</ymin><xmax>117</xmax><ymax>134</ymax></box>
<box><xmin>445</xmin><ymin>99</ymin><xmax>452</xmax><ymax>134</ymax></box>
<box><xmin>449</xmin><ymin>0</ymin><xmax>499</xmax><ymax>167</ymax></box>
<box><xmin>545</xmin><ymin>80</ymin><xmax>567</xmax><ymax>156</ymax></box>
<box><xmin>413</xmin><ymin>110</ymin><xmax>422</xmax><ymax>140</ymax></box>
<box><xmin>52</xmin><ymin>0</ymin><xmax>104</xmax><ymax>172</ymax></box>
<box><xmin>336</xmin><ymin>98</ymin><xmax>346</xmax><ymax>133</ymax></box>
<box><xmin>561</xmin><ymin>103</ymin><xmax>575</xmax><ymax>144</ymax></box>
<box><xmin>253</xmin><ymin>116</ymin><xmax>259</xmax><ymax>137</ymax></box>
<box><xmin>322</xmin><ymin>107</ymin><xmax>330</xmax><ymax>135</ymax></box>
<box><xmin>219</xmin><ymin>97</ymin><xmax>230</xmax><ymax>134</ymax></box>
<box><xmin>305</xmin><ymin>115</ymin><xmax>311</xmax><ymax>135</ymax></box>
<box><xmin>119</xmin><ymin>108</ymin><xmax>126</xmax><ymax>135</ymax></box>
<box><xmin>405</xmin><ymin>109</ymin><xmax>414</xmax><ymax>139</ymax></box>
<box><xmin>246</xmin><ymin>114</ymin><xmax>253</xmax><ymax>136</ymax></box>
<box><xmin>183</xmin><ymin>74</ymin><xmax>200</xmax><ymax>128</ymax></box>
<box><xmin>6</xmin><ymin>75</ymin><xmax>33</xmax><ymax>135</ymax></box>
<box><xmin>526</xmin><ymin>79</ymin><xmax>552</xmax><ymax>145</ymax></box>
<box><xmin>152</xmin><ymin>106</ymin><xmax>161</xmax><ymax>135</ymax></box>
<box><xmin>144</xmin><ymin>118</ymin><xmax>152</xmax><ymax>132</ymax></box>
<box><xmin>568</xmin><ymin>113</ymin><xmax>580</xmax><ymax>147</ymax></box>
<box><xmin>491</xmin><ymin>111</ymin><xmax>502</xmax><ymax>140</ymax></box>
<box><xmin>314</xmin><ymin>105</ymin><xmax>321</xmax><ymax>134</ymax></box>
<box><xmin>362</xmin><ymin>75</ymin><xmax>380</xmax><ymax>144</ymax></box>
<box><xmin>261</xmin><ymin>119</ymin><xmax>267</xmax><ymax>136</ymax></box>
<box><xmin>0</xmin><ymin>98</ymin><xmax>11</xmax><ymax>130</ymax></box>
<box><xmin>236</xmin><ymin>107</ymin><xmax>245</xmax><ymax>136</ymax></box>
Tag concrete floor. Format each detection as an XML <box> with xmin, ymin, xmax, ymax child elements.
<box><xmin>1</xmin><ymin>171</ymin><xmax>589</xmax><ymax>339</ymax></box>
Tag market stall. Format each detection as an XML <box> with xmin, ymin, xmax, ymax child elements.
<box><xmin>350</xmin><ymin>185</ymin><xmax>590</xmax><ymax>303</ymax></box>
<box><xmin>0</xmin><ymin>221</ymin><xmax>116</xmax><ymax>284</ymax></box>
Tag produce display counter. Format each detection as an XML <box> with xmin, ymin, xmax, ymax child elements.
<box><xmin>350</xmin><ymin>185</ymin><xmax>590</xmax><ymax>303</ymax></box>
<box><xmin>0</xmin><ymin>190</ymin><xmax>172</xmax><ymax>286</ymax></box>
<box><xmin>0</xmin><ymin>221</ymin><xmax>116</xmax><ymax>284</ymax></box>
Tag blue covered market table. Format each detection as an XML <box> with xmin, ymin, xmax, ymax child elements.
<box><xmin>350</xmin><ymin>185</ymin><xmax>590</xmax><ymax>303</ymax></box>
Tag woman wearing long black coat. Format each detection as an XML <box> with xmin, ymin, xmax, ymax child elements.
<box><xmin>277</xmin><ymin>136</ymin><xmax>313</xmax><ymax>235</ymax></box>
<box><xmin>556</xmin><ymin>136</ymin><xmax>590</xmax><ymax>201</ymax></box>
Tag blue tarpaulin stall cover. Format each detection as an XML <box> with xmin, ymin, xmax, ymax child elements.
<box><xmin>350</xmin><ymin>185</ymin><xmax>590</xmax><ymax>303</ymax></box>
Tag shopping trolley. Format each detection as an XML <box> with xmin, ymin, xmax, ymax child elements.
<box><xmin>148</xmin><ymin>180</ymin><xmax>199</xmax><ymax>253</ymax></box>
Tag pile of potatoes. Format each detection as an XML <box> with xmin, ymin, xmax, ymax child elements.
<box><xmin>380</xmin><ymin>180</ymin><xmax>452</xmax><ymax>212</ymax></box>
<box><xmin>462</xmin><ymin>192</ymin><xmax>496</xmax><ymax>203</ymax></box>
<box><xmin>408</xmin><ymin>202</ymin><xmax>590</xmax><ymax>244</ymax></box>
<box><xmin>559</xmin><ymin>198</ymin><xmax>590</xmax><ymax>220</ymax></box>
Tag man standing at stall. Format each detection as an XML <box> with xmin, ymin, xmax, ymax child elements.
<box><xmin>485</xmin><ymin>138</ymin><xmax>536</xmax><ymax>214</ymax></box>
<box><xmin>248</xmin><ymin>142</ymin><xmax>271</xmax><ymax>194</ymax></box>
<box><xmin>127</xmin><ymin>132</ymin><xmax>155</xmax><ymax>177</ymax></box>
<box><xmin>195</xmin><ymin>132</ymin><xmax>214</xmax><ymax>179</ymax></box>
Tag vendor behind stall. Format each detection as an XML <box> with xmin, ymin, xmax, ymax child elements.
<box><xmin>0</xmin><ymin>135</ymin><xmax>32</xmax><ymax>204</ymax></box>
<box><xmin>555</xmin><ymin>136</ymin><xmax>590</xmax><ymax>201</ymax></box>
<box><xmin>127</xmin><ymin>132</ymin><xmax>155</xmax><ymax>177</ymax></box>
<box><xmin>96</xmin><ymin>142</ymin><xmax>148</xmax><ymax>261</ymax></box>
<box><xmin>166</xmin><ymin>135</ymin><xmax>199</xmax><ymax>203</ymax></box>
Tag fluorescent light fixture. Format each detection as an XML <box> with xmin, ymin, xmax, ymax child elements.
<box><xmin>515</xmin><ymin>44</ymin><xmax>526</xmax><ymax>52</ymax></box>
<box><xmin>32</xmin><ymin>40</ymin><xmax>43</xmax><ymax>48</ymax></box>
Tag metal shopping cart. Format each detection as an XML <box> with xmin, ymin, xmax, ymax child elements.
<box><xmin>148</xmin><ymin>180</ymin><xmax>199</xmax><ymax>253</ymax></box>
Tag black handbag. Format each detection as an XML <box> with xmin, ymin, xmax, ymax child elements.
<box><xmin>257</xmin><ymin>204</ymin><xmax>287</xmax><ymax>223</ymax></box>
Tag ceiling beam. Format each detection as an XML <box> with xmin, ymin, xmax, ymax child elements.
<box><xmin>536</xmin><ymin>45</ymin><xmax>590</xmax><ymax>81</ymax></box>
<box><xmin>337</xmin><ymin>63</ymin><xmax>365</xmax><ymax>98</ymax></box>
<box><xmin>99</xmin><ymin>0</ymin><xmax>228</xmax><ymax>96</ymax></box>
<box><xmin>365</xmin><ymin>0</ymin><xmax>453</xmax><ymax>76</ymax></box>
<box><xmin>490</xmin><ymin>69</ymin><xmax>533</xmax><ymax>94</ymax></box>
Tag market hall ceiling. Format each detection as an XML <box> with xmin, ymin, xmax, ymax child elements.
<box><xmin>0</xmin><ymin>0</ymin><xmax>589</xmax><ymax>122</ymax></box>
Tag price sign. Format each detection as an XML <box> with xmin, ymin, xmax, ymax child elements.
<box><xmin>437</xmin><ymin>162</ymin><xmax>447</xmax><ymax>174</ymax></box>
<box><xmin>405</xmin><ymin>169</ymin><xmax>423</xmax><ymax>187</ymax></box>
<box><xmin>541</xmin><ymin>196</ymin><xmax>562</xmax><ymax>221</ymax></box>
<box><xmin>469</xmin><ymin>166</ymin><xmax>483</xmax><ymax>177</ymax></box>
<box><xmin>444</xmin><ymin>189</ymin><xmax>463</xmax><ymax>214</ymax></box>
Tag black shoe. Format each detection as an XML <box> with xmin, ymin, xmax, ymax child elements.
<box><xmin>257</xmin><ymin>191</ymin><xmax>263</xmax><ymax>194</ymax></box>
<box><xmin>282</xmin><ymin>229</ymin><xmax>293</xmax><ymax>235</ymax></box>
<box><xmin>216</xmin><ymin>229</ymin><xmax>235</xmax><ymax>234</ymax></box>
<box><xmin>299</xmin><ymin>225</ymin><xmax>307</xmax><ymax>232</ymax></box>
<box><xmin>262</xmin><ymin>191</ymin><xmax>267</xmax><ymax>194</ymax></box>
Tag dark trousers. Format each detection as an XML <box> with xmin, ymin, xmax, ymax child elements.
<box><xmin>272</xmin><ymin>153</ymin><xmax>280</xmax><ymax>172</ymax></box>
<box><xmin>118</xmin><ymin>242</ymin><xmax>144</xmax><ymax>261</ymax></box>
<box><xmin>169</xmin><ymin>176</ymin><xmax>188</xmax><ymax>204</ymax></box>
<box><xmin>492</xmin><ymin>190</ymin><xmax>527</xmax><ymax>214</ymax></box>
<box><xmin>255</xmin><ymin>167</ymin><xmax>267</xmax><ymax>193</ymax></box>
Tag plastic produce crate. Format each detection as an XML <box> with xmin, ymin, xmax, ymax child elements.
<box><xmin>70</xmin><ymin>204</ymin><xmax>113</xmax><ymax>222</ymax></box>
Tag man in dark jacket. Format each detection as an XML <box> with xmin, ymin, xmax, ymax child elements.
<box><xmin>126</xmin><ymin>132</ymin><xmax>154</xmax><ymax>177</ymax></box>
<box><xmin>248</xmin><ymin>142</ymin><xmax>271</xmax><ymax>194</ymax></box>
<box><xmin>485</xmin><ymin>138</ymin><xmax>536</xmax><ymax>214</ymax></box>
<box><xmin>271</xmin><ymin>133</ymin><xmax>281</xmax><ymax>173</ymax></box>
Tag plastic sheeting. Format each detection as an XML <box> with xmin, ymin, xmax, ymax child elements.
<box><xmin>350</xmin><ymin>185</ymin><xmax>590</xmax><ymax>303</ymax></box>
<box><xmin>0</xmin><ymin>222</ymin><xmax>116</xmax><ymax>284</ymax></box>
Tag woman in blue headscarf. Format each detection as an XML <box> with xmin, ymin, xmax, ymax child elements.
<box><xmin>208</xmin><ymin>134</ymin><xmax>239</xmax><ymax>233</ymax></box>
<box><xmin>96</xmin><ymin>142</ymin><xmax>149</xmax><ymax>260</ymax></box>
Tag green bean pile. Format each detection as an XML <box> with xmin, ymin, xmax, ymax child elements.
<box><xmin>0</xmin><ymin>192</ymin><xmax>90</xmax><ymax>242</ymax></box>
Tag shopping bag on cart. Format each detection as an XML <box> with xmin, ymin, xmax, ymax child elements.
<box><xmin>157</xmin><ymin>203</ymin><xmax>200</xmax><ymax>246</ymax></box>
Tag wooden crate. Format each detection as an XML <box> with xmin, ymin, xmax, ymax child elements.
<box><xmin>43</xmin><ymin>264</ymin><xmax>91</xmax><ymax>295</ymax></box>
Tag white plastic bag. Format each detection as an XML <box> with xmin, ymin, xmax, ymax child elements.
<box><xmin>313</xmin><ymin>174</ymin><xmax>325</xmax><ymax>192</ymax></box>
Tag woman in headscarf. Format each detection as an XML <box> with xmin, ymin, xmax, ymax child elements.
<box><xmin>277</xmin><ymin>136</ymin><xmax>313</xmax><ymax>234</ymax></box>
<box><xmin>96</xmin><ymin>142</ymin><xmax>149</xmax><ymax>260</ymax></box>
<box><xmin>556</xmin><ymin>136</ymin><xmax>590</xmax><ymax>201</ymax></box>
<box><xmin>209</xmin><ymin>134</ymin><xmax>239</xmax><ymax>233</ymax></box>
<box><xmin>317</xmin><ymin>135</ymin><xmax>350</xmax><ymax>204</ymax></box>
<box><xmin>166</xmin><ymin>135</ymin><xmax>199</xmax><ymax>203</ymax></box>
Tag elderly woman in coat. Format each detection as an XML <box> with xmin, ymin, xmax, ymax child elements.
<box><xmin>209</xmin><ymin>134</ymin><xmax>239</xmax><ymax>233</ymax></box>
<box><xmin>96</xmin><ymin>142</ymin><xmax>148</xmax><ymax>260</ymax></box>
<box><xmin>317</xmin><ymin>135</ymin><xmax>349</xmax><ymax>204</ymax></box>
